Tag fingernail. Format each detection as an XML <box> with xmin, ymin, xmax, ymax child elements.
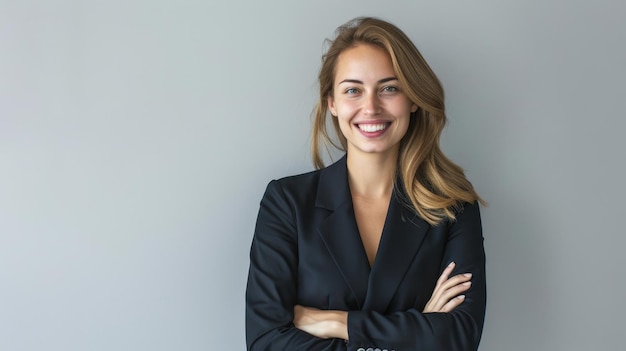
<box><xmin>448</xmin><ymin>261</ymin><xmax>455</xmax><ymax>267</ymax></box>
<box><xmin>463</xmin><ymin>281</ymin><xmax>472</xmax><ymax>286</ymax></box>
<box><xmin>457</xmin><ymin>295</ymin><xmax>466</xmax><ymax>300</ymax></box>
<box><xmin>464</xmin><ymin>273</ymin><xmax>472</xmax><ymax>278</ymax></box>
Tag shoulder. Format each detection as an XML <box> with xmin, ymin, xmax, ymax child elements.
<box><xmin>454</xmin><ymin>201</ymin><xmax>482</xmax><ymax>223</ymax></box>
<box><xmin>274</xmin><ymin>168</ymin><xmax>322</xmax><ymax>191</ymax></box>
<box><xmin>261</xmin><ymin>155</ymin><xmax>347</xmax><ymax>209</ymax></box>
<box><xmin>445</xmin><ymin>201</ymin><xmax>483</xmax><ymax>237</ymax></box>
<box><xmin>262</xmin><ymin>168</ymin><xmax>322</xmax><ymax>206</ymax></box>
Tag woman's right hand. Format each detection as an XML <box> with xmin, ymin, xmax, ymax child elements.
<box><xmin>423</xmin><ymin>261</ymin><xmax>472</xmax><ymax>313</ymax></box>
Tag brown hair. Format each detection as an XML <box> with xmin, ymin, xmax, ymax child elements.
<box><xmin>311</xmin><ymin>17</ymin><xmax>485</xmax><ymax>225</ymax></box>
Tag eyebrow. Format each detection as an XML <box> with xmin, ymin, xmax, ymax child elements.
<box><xmin>338</xmin><ymin>77</ymin><xmax>398</xmax><ymax>85</ymax></box>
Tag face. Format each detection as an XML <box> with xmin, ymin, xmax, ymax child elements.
<box><xmin>328</xmin><ymin>44</ymin><xmax>418</xmax><ymax>158</ymax></box>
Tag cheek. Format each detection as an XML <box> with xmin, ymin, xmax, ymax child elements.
<box><xmin>337</xmin><ymin>116</ymin><xmax>353</xmax><ymax>135</ymax></box>
<box><xmin>334</xmin><ymin>102</ymin><xmax>351</xmax><ymax>117</ymax></box>
<box><xmin>397</xmin><ymin>121</ymin><xmax>409</xmax><ymax>137</ymax></box>
<box><xmin>397</xmin><ymin>114</ymin><xmax>411</xmax><ymax>135</ymax></box>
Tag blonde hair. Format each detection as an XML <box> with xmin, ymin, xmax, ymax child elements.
<box><xmin>311</xmin><ymin>17</ymin><xmax>485</xmax><ymax>225</ymax></box>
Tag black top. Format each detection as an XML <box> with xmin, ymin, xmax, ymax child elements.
<box><xmin>246</xmin><ymin>155</ymin><xmax>486</xmax><ymax>350</ymax></box>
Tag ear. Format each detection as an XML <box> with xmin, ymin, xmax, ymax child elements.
<box><xmin>327</xmin><ymin>96</ymin><xmax>337</xmax><ymax>117</ymax></box>
<box><xmin>410</xmin><ymin>103</ymin><xmax>418</xmax><ymax>113</ymax></box>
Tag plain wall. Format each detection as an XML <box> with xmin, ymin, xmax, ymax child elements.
<box><xmin>1</xmin><ymin>0</ymin><xmax>625</xmax><ymax>350</ymax></box>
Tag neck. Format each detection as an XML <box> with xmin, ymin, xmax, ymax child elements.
<box><xmin>346</xmin><ymin>149</ymin><xmax>398</xmax><ymax>199</ymax></box>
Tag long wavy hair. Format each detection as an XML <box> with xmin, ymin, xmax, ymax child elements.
<box><xmin>311</xmin><ymin>17</ymin><xmax>485</xmax><ymax>225</ymax></box>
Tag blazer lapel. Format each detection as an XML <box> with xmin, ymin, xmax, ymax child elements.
<box><xmin>316</xmin><ymin>156</ymin><xmax>370</xmax><ymax>309</ymax></box>
<box><xmin>363</xmin><ymin>188</ymin><xmax>430</xmax><ymax>312</ymax></box>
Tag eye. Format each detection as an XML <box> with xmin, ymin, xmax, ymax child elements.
<box><xmin>381</xmin><ymin>85</ymin><xmax>399</xmax><ymax>93</ymax></box>
<box><xmin>344</xmin><ymin>87</ymin><xmax>360</xmax><ymax>94</ymax></box>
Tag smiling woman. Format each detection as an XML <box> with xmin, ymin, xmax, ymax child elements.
<box><xmin>246</xmin><ymin>17</ymin><xmax>486</xmax><ymax>351</ymax></box>
<box><xmin>328</xmin><ymin>44</ymin><xmax>417</xmax><ymax>162</ymax></box>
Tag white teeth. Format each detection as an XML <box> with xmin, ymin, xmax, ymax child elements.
<box><xmin>358</xmin><ymin>123</ymin><xmax>387</xmax><ymax>132</ymax></box>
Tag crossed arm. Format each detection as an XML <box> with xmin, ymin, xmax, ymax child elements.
<box><xmin>293</xmin><ymin>261</ymin><xmax>473</xmax><ymax>340</ymax></box>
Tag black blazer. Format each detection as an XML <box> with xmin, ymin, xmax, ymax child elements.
<box><xmin>246</xmin><ymin>156</ymin><xmax>486</xmax><ymax>350</ymax></box>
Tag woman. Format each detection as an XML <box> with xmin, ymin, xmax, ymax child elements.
<box><xmin>246</xmin><ymin>17</ymin><xmax>486</xmax><ymax>351</ymax></box>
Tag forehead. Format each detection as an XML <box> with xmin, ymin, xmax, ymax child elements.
<box><xmin>334</xmin><ymin>44</ymin><xmax>396</xmax><ymax>82</ymax></box>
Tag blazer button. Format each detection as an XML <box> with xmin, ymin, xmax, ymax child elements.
<box><xmin>366</xmin><ymin>348</ymin><xmax>374</xmax><ymax>351</ymax></box>
<box><xmin>357</xmin><ymin>349</ymin><xmax>365</xmax><ymax>351</ymax></box>
<box><xmin>374</xmin><ymin>349</ymin><xmax>381</xmax><ymax>351</ymax></box>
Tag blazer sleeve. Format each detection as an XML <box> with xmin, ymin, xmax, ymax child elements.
<box><xmin>246</xmin><ymin>180</ymin><xmax>347</xmax><ymax>351</ymax></box>
<box><xmin>346</xmin><ymin>202</ymin><xmax>486</xmax><ymax>351</ymax></box>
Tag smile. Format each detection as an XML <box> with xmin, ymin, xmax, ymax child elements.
<box><xmin>357</xmin><ymin>123</ymin><xmax>390</xmax><ymax>132</ymax></box>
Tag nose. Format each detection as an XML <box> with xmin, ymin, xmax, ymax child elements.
<box><xmin>363</xmin><ymin>92</ymin><xmax>381</xmax><ymax>116</ymax></box>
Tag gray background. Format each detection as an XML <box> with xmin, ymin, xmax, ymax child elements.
<box><xmin>1</xmin><ymin>0</ymin><xmax>625</xmax><ymax>350</ymax></box>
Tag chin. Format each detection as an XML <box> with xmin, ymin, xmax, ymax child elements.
<box><xmin>353</xmin><ymin>145</ymin><xmax>398</xmax><ymax>156</ymax></box>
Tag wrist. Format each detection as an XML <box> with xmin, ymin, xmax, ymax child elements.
<box><xmin>325</xmin><ymin>310</ymin><xmax>348</xmax><ymax>340</ymax></box>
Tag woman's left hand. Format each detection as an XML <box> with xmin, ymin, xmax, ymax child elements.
<box><xmin>423</xmin><ymin>261</ymin><xmax>472</xmax><ymax>313</ymax></box>
<box><xmin>293</xmin><ymin>305</ymin><xmax>348</xmax><ymax>340</ymax></box>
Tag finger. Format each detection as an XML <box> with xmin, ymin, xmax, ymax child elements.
<box><xmin>438</xmin><ymin>273</ymin><xmax>472</xmax><ymax>291</ymax></box>
<box><xmin>430</xmin><ymin>280</ymin><xmax>472</xmax><ymax>311</ymax></box>
<box><xmin>430</xmin><ymin>273</ymin><xmax>471</xmax><ymax>308</ymax></box>
<box><xmin>434</xmin><ymin>262</ymin><xmax>455</xmax><ymax>293</ymax></box>
<box><xmin>439</xmin><ymin>280</ymin><xmax>472</xmax><ymax>302</ymax></box>
<box><xmin>440</xmin><ymin>295</ymin><xmax>466</xmax><ymax>313</ymax></box>
<box><xmin>431</xmin><ymin>262</ymin><xmax>457</xmax><ymax>305</ymax></box>
<box><xmin>436</xmin><ymin>261</ymin><xmax>456</xmax><ymax>288</ymax></box>
<box><xmin>427</xmin><ymin>266</ymin><xmax>471</xmax><ymax>312</ymax></box>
